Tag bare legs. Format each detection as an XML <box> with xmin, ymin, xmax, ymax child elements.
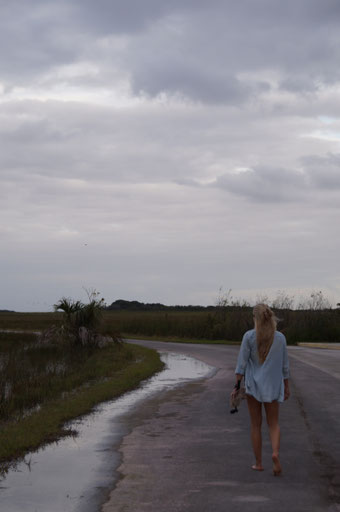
<box><xmin>246</xmin><ymin>395</ymin><xmax>264</xmax><ymax>470</ymax></box>
<box><xmin>246</xmin><ymin>395</ymin><xmax>282</xmax><ymax>474</ymax></box>
<box><xmin>264</xmin><ymin>401</ymin><xmax>282</xmax><ymax>475</ymax></box>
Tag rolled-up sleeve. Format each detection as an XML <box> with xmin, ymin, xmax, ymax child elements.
<box><xmin>282</xmin><ymin>336</ymin><xmax>290</xmax><ymax>379</ymax></box>
<box><xmin>235</xmin><ymin>332</ymin><xmax>250</xmax><ymax>375</ymax></box>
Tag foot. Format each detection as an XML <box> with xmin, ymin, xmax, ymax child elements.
<box><xmin>272</xmin><ymin>453</ymin><xmax>282</xmax><ymax>476</ymax></box>
<box><xmin>251</xmin><ymin>464</ymin><xmax>264</xmax><ymax>471</ymax></box>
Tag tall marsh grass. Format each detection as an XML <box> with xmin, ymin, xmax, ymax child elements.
<box><xmin>0</xmin><ymin>332</ymin><xmax>164</xmax><ymax>468</ymax></box>
<box><xmin>102</xmin><ymin>308</ymin><xmax>340</xmax><ymax>344</ymax></box>
<box><xmin>0</xmin><ymin>312</ymin><xmax>60</xmax><ymax>331</ymax></box>
<box><xmin>0</xmin><ymin>331</ymin><xmax>132</xmax><ymax>423</ymax></box>
<box><xmin>1</xmin><ymin>306</ymin><xmax>339</xmax><ymax>345</ymax></box>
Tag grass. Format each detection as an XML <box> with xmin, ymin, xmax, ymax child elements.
<box><xmin>102</xmin><ymin>310</ymin><xmax>340</xmax><ymax>344</ymax></box>
<box><xmin>2</xmin><ymin>307</ymin><xmax>339</xmax><ymax>344</ymax></box>
<box><xmin>0</xmin><ymin>312</ymin><xmax>59</xmax><ymax>331</ymax></box>
<box><xmin>0</xmin><ymin>332</ymin><xmax>128</xmax><ymax>421</ymax></box>
<box><xmin>0</xmin><ymin>331</ymin><xmax>164</xmax><ymax>472</ymax></box>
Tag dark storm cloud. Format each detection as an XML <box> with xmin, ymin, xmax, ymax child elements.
<box><xmin>124</xmin><ymin>0</ymin><xmax>340</xmax><ymax>102</ymax></box>
<box><xmin>130</xmin><ymin>65</ymin><xmax>250</xmax><ymax>104</ymax></box>
<box><xmin>70</xmin><ymin>0</ymin><xmax>174</xmax><ymax>34</ymax></box>
<box><xmin>2</xmin><ymin>0</ymin><xmax>340</xmax><ymax>103</ymax></box>
<box><xmin>0</xmin><ymin>0</ymin><xmax>178</xmax><ymax>82</ymax></box>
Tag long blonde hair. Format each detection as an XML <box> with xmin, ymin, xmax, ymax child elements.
<box><xmin>253</xmin><ymin>304</ymin><xmax>277</xmax><ymax>364</ymax></box>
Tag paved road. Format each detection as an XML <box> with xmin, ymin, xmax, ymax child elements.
<box><xmin>102</xmin><ymin>341</ymin><xmax>340</xmax><ymax>512</ymax></box>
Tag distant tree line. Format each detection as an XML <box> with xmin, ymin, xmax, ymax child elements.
<box><xmin>106</xmin><ymin>290</ymin><xmax>339</xmax><ymax>313</ymax></box>
<box><xmin>106</xmin><ymin>299</ymin><xmax>214</xmax><ymax>312</ymax></box>
<box><xmin>105</xmin><ymin>291</ymin><xmax>340</xmax><ymax>343</ymax></box>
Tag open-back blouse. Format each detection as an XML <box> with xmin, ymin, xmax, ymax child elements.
<box><xmin>235</xmin><ymin>328</ymin><xmax>290</xmax><ymax>403</ymax></box>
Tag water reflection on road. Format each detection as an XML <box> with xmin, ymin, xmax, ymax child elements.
<box><xmin>0</xmin><ymin>351</ymin><xmax>215</xmax><ymax>512</ymax></box>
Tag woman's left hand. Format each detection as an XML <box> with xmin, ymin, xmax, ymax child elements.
<box><xmin>230</xmin><ymin>388</ymin><xmax>238</xmax><ymax>400</ymax></box>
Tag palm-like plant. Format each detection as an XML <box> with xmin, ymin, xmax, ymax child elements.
<box><xmin>54</xmin><ymin>298</ymin><xmax>84</xmax><ymax>317</ymax></box>
<box><xmin>54</xmin><ymin>294</ymin><xmax>106</xmax><ymax>345</ymax></box>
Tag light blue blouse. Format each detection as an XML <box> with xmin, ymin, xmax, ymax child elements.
<box><xmin>235</xmin><ymin>329</ymin><xmax>290</xmax><ymax>403</ymax></box>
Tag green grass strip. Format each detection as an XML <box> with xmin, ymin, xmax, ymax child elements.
<box><xmin>0</xmin><ymin>344</ymin><xmax>164</xmax><ymax>470</ymax></box>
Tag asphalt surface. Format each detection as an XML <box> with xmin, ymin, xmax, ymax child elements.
<box><xmin>102</xmin><ymin>341</ymin><xmax>340</xmax><ymax>512</ymax></box>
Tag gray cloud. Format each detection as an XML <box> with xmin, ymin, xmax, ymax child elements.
<box><xmin>302</xmin><ymin>153</ymin><xmax>340</xmax><ymax>189</ymax></box>
<box><xmin>279</xmin><ymin>77</ymin><xmax>320</xmax><ymax>94</ymax></box>
<box><xmin>131</xmin><ymin>65</ymin><xmax>250</xmax><ymax>105</ymax></box>
<box><xmin>0</xmin><ymin>2</ymin><xmax>77</xmax><ymax>83</ymax></box>
<box><xmin>208</xmin><ymin>154</ymin><xmax>340</xmax><ymax>202</ymax></box>
<box><xmin>212</xmin><ymin>167</ymin><xmax>308</xmax><ymax>202</ymax></box>
<box><xmin>122</xmin><ymin>0</ymin><xmax>340</xmax><ymax>102</ymax></box>
<box><xmin>2</xmin><ymin>0</ymin><xmax>340</xmax><ymax>102</ymax></box>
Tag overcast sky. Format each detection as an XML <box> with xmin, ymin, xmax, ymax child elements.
<box><xmin>1</xmin><ymin>0</ymin><xmax>340</xmax><ymax>311</ymax></box>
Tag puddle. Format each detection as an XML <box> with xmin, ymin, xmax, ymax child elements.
<box><xmin>0</xmin><ymin>351</ymin><xmax>215</xmax><ymax>512</ymax></box>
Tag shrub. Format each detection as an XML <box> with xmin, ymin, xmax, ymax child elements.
<box><xmin>51</xmin><ymin>291</ymin><xmax>122</xmax><ymax>348</ymax></box>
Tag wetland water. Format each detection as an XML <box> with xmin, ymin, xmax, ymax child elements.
<box><xmin>0</xmin><ymin>351</ymin><xmax>215</xmax><ymax>512</ymax></box>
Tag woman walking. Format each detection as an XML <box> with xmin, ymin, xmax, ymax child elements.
<box><xmin>232</xmin><ymin>304</ymin><xmax>290</xmax><ymax>475</ymax></box>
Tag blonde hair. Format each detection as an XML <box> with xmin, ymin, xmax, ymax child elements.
<box><xmin>253</xmin><ymin>303</ymin><xmax>277</xmax><ymax>364</ymax></box>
